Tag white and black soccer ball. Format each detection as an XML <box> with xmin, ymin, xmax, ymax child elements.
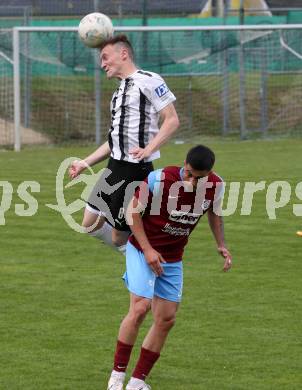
<box><xmin>78</xmin><ymin>12</ymin><xmax>114</xmax><ymax>48</ymax></box>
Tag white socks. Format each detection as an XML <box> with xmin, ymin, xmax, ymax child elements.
<box><xmin>88</xmin><ymin>222</ymin><xmax>115</xmax><ymax>248</ymax></box>
<box><xmin>87</xmin><ymin>222</ymin><xmax>126</xmax><ymax>256</ymax></box>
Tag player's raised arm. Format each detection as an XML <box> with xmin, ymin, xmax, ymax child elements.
<box><xmin>207</xmin><ymin>208</ymin><xmax>232</xmax><ymax>272</ymax></box>
<box><xmin>151</xmin><ymin>102</ymin><xmax>179</xmax><ymax>150</ymax></box>
<box><xmin>68</xmin><ymin>141</ymin><xmax>111</xmax><ymax>179</ymax></box>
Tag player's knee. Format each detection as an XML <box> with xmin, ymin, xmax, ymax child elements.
<box><xmin>129</xmin><ymin>302</ymin><xmax>150</xmax><ymax>327</ymax></box>
<box><xmin>82</xmin><ymin>218</ymin><xmax>94</xmax><ymax>230</ymax></box>
<box><xmin>82</xmin><ymin>223</ymin><xmax>99</xmax><ymax>234</ymax></box>
<box><xmin>155</xmin><ymin>315</ymin><xmax>176</xmax><ymax>332</ymax></box>
<box><xmin>81</xmin><ymin>214</ymin><xmax>104</xmax><ymax>233</ymax></box>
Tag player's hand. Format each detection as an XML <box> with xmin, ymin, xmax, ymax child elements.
<box><xmin>129</xmin><ymin>147</ymin><xmax>151</xmax><ymax>161</ymax></box>
<box><xmin>68</xmin><ymin>160</ymin><xmax>87</xmax><ymax>179</ymax></box>
<box><xmin>217</xmin><ymin>246</ymin><xmax>232</xmax><ymax>272</ymax></box>
<box><xmin>143</xmin><ymin>247</ymin><xmax>166</xmax><ymax>276</ymax></box>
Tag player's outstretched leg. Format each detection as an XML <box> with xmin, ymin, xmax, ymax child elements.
<box><xmin>82</xmin><ymin>207</ymin><xmax>127</xmax><ymax>254</ymax></box>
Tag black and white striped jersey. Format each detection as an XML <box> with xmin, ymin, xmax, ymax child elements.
<box><xmin>108</xmin><ymin>69</ymin><xmax>176</xmax><ymax>163</ymax></box>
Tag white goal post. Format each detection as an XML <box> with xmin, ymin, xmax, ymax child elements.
<box><xmin>7</xmin><ymin>24</ymin><xmax>302</xmax><ymax>150</ymax></box>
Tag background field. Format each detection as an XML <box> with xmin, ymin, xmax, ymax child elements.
<box><xmin>1</xmin><ymin>140</ymin><xmax>302</xmax><ymax>389</ymax></box>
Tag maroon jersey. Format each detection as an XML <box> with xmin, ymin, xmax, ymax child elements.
<box><xmin>129</xmin><ymin>166</ymin><xmax>223</xmax><ymax>262</ymax></box>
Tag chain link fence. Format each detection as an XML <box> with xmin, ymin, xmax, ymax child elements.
<box><xmin>1</xmin><ymin>25</ymin><xmax>302</xmax><ymax>149</ymax></box>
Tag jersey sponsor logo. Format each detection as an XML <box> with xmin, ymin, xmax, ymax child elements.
<box><xmin>162</xmin><ymin>222</ymin><xmax>190</xmax><ymax>236</ymax></box>
<box><xmin>155</xmin><ymin>83</ymin><xmax>169</xmax><ymax>98</ymax></box>
<box><xmin>168</xmin><ymin>210</ymin><xmax>200</xmax><ymax>225</ymax></box>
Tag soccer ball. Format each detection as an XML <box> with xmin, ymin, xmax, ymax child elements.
<box><xmin>78</xmin><ymin>12</ymin><xmax>114</xmax><ymax>48</ymax></box>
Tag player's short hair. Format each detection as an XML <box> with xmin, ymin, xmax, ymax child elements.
<box><xmin>98</xmin><ymin>34</ymin><xmax>134</xmax><ymax>61</ymax></box>
<box><xmin>186</xmin><ymin>145</ymin><xmax>215</xmax><ymax>171</ymax></box>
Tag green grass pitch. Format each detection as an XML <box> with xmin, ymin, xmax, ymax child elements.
<box><xmin>1</xmin><ymin>139</ymin><xmax>302</xmax><ymax>389</ymax></box>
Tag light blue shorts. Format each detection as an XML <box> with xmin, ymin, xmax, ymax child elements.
<box><xmin>123</xmin><ymin>242</ymin><xmax>183</xmax><ymax>303</ymax></box>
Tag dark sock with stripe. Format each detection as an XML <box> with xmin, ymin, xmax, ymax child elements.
<box><xmin>113</xmin><ymin>340</ymin><xmax>133</xmax><ymax>372</ymax></box>
<box><xmin>132</xmin><ymin>347</ymin><xmax>160</xmax><ymax>380</ymax></box>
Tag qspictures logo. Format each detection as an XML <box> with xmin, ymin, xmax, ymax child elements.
<box><xmin>1</xmin><ymin>157</ymin><xmax>302</xmax><ymax>231</ymax></box>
